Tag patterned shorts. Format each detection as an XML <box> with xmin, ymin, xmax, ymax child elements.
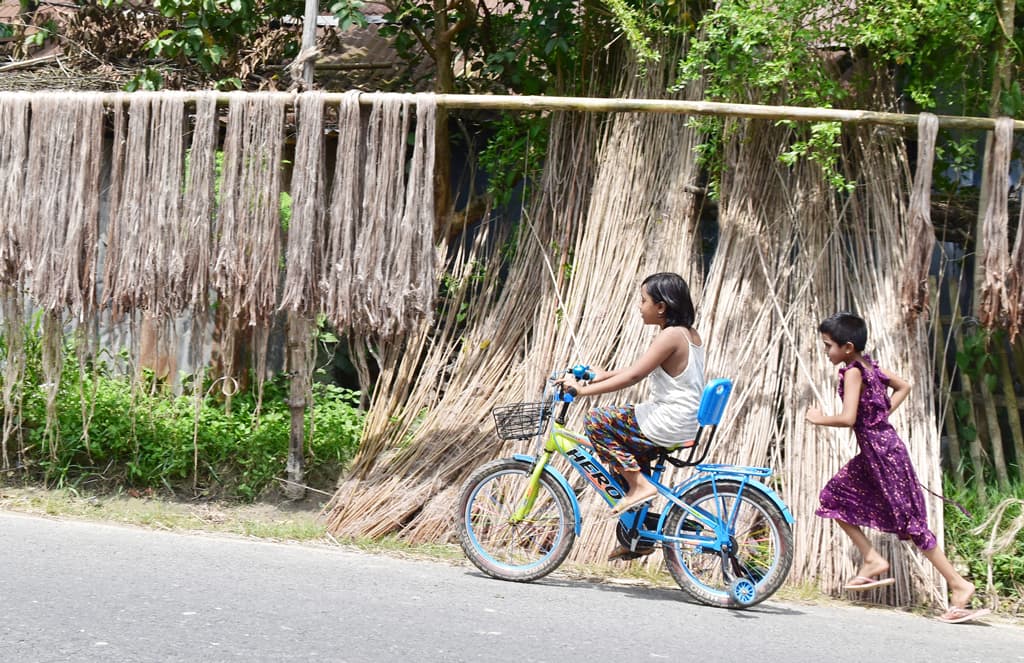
<box><xmin>582</xmin><ymin>405</ymin><xmax>660</xmax><ymax>473</ymax></box>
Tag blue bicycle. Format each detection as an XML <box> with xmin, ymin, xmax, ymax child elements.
<box><xmin>456</xmin><ymin>366</ymin><xmax>795</xmax><ymax>608</ymax></box>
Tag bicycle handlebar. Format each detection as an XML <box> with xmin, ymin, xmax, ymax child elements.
<box><xmin>550</xmin><ymin>364</ymin><xmax>595</xmax><ymax>424</ymax></box>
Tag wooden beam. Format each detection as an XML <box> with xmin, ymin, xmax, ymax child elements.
<box><xmin>5</xmin><ymin>89</ymin><xmax>1023</xmax><ymax>132</ymax></box>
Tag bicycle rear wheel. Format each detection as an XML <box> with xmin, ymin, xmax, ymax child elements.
<box><xmin>456</xmin><ymin>457</ymin><xmax>576</xmax><ymax>582</ymax></box>
<box><xmin>663</xmin><ymin>479</ymin><xmax>793</xmax><ymax>608</ymax></box>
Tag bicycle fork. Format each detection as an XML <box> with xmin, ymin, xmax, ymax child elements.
<box><xmin>510</xmin><ymin>452</ymin><xmax>554</xmax><ymax>523</ymax></box>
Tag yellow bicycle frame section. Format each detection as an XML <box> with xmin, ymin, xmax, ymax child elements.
<box><xmin>510</xmin><ymin>421</ymin><xmax>626</xmax><ymax>525</ymax></box>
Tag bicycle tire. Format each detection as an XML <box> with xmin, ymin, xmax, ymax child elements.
<box><xmin>456</xmin><ymin>457</ymin><xmax>576</xmax><ymax>582</ymax></box>
<box><xmin>663</xmin><ymin>479</ymin><xmax>793</xmax><ymax>608</ymax></box>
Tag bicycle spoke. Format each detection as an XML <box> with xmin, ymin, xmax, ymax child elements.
<box><xmin>465</xmin><ymin>469</ymin><xmax>567</xmax><ymax>569</ymax></box>
<box><xmin>664</xmin><ymin>480</ymin><xmax>792</xmax><ymax>607</ymax></box>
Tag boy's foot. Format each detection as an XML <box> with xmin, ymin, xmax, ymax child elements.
<box><xmin>843</xmin><ymin>575</ymin><xmax>896</xmax><ymax>591</ymax></box>
<box><xmin>949</xmin><ymin>583</ymin><xmax>976</xmax><ymax>612</ymax></box>
<box><xmin>843</xmin><ymin>557</ymin><xmax>892</xmax><ymax>590</ymax></box>
<box><xmin>937</xmin><ymin>607</ymin><xmax>990</xmax><ymax>624</ymax></box>
<box><xmin>855</xmin><ymin>558</ymin><xmax>890</xmax><ymax>580</ymax></box>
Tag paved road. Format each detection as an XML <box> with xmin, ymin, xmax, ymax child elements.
<box><xmin>1</xmin><ymin>511</ymin><xmax>1022</xmax><ymax>663</ymax></box>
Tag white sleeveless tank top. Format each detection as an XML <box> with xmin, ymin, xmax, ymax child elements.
<box><xmin>635</xmin><ymin>334</ymin><xmax>705</xmax><ymax>447</ymax></box>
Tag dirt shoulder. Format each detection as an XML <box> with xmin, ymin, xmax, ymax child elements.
<box><xmin>0</xmin><ymin>483</ymin><xmax>466</xmax><ymax>563</ymax></box>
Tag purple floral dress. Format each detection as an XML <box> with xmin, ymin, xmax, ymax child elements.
<box><xmin>815</xmin><ymin>355</ymin><xmax>937</xmax><ymax>550</ymax></box>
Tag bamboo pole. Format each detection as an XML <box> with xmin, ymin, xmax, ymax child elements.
<box><xmin>982</xmin><ymin>341</ymin><xmax>1011</xmax><ymax>490</ymax></box>
<box><xmin>284</xmin><ymin>312</ymin><xmax>308</xmax><ymax>500</ymax></box>
<box><xmin>7</xmin><ymin>90</ymin><xmax>1024</xmax><ymax>131</ymax></box>
<box><xmin>954</xmin><ymin>316</ymin><xmax>988</xmax><ymax>500</ymax></box>
<box><xmin>932</xmin><ymin>278</ymin><xmax>963</xmax><ymax>487</ymax></box>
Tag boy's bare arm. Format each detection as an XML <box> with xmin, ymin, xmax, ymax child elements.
<box><xmin>884</xmin><ymin>369</ymin><xmax>911</xmax><ymax>414</ymax></box>
<box><xmin>806</xmin><ymin>366</ymin><xmax>862</xmax><ymax>428</ymax></box>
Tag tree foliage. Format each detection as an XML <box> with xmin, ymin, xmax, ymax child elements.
<box><xmin>678</xmin><ymin>0</ymin><xmax>1010</xmax><ymax>115</ymax></box>
<box><xmin>664</xmin><ymin>0</ymin><xmax>1022</xmax><ymax>196</ymax></box>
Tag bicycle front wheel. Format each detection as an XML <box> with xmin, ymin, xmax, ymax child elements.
<box><xmin>663</xmin><ymin>479</ymin><xmax>793</xmax><ymax>608</ymax></box>
<box><xmin>456</xmin><ymin>457</ymin><xmax>576</xmax><ymax>582</ymax></box>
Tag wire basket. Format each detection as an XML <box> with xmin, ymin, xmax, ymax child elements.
<box><xmin>492</xmin><ymin>401</ymin><xmax>552</xmax><ymax>440</ymax></box>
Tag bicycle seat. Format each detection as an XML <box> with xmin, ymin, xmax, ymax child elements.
<box><xmin>697</xmin><ymin>378</ymin><xmax>733</xmax><ymax>427</ymax></box>
<box><xmin>660</xmin><ymin>378</ymin><xmax>734</xmax><ymax>467</ymax></box>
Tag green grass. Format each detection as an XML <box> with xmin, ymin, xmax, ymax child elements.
<box><xmin>0</xmin><ymin>485</ymin><xmax>329</xmax><ymax>541</ymax></box>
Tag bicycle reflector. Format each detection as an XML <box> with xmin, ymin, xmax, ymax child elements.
<box><xmin>696</xmin><ymin>378</ymin><xmax>733</xmax><ymax>427</ymax></box>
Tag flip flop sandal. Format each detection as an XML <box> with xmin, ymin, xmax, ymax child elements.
<box><xmin>843</xmin><ymin>576</ymin><xmax>896</xmax><ymax>591</ymax></box>
<box><xmin>937</xmin><ymin>607</ymin><xmax>991</xmax><ymax>624</ymax></box>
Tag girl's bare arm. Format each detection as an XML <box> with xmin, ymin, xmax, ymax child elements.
<box><xmin>806</xmin><ymin>366</ymin><xmax>862</xmax><ymax>428</ymax></box>
<box><xmin>588</xmin><ymin>368</ymin><xmax>619</xmax><ymax>384</ymax></box>
<box><xmin>561</xmin><ymin>329</ymin><xmax>684</xmax><ymax>397</ymax></box>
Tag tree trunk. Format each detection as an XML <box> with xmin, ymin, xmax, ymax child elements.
<box><xmin>431</xmin><ymin>0</ymin><xmax>456</xmax><ymax>240</ymax></box>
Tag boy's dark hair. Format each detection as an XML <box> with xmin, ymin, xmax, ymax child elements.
<box><xmin>819</xmin><ymin>312</ymin><xmax>867</xmax><ymax>351</ymax></box>
<box><xmin>642</xmin><ymin>272</ymin><xmax>695</xmax><ymax>328</ymax></box>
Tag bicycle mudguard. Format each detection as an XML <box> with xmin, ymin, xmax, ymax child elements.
<box><xmin>668</xmin><ymin>472</ymin><xmax>795</xmax><ymax>525</ymax></box>
<box><xmin>513</xmin><ymin>453</ymin><xmax>582</xmax><ymax>535</ymax></box>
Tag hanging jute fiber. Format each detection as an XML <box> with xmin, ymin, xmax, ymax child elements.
<box><xmin>0</xmin><ymin>92</ymin><xmax>30</xmax><ymax>286</ymax></box>
<box><xmin>179</xmin><ymin>92</ymin><xmax>220</xmax><ymax>370</ymax></box>
<box><xmin>213</xmin><ymin>92</ymin><xmax>286</xmax><ymax>325</ymax></box>
<box><xmin>103</xmin><ymin>92</ymin><xmax>187</xmax><ymax>320</ymax></box>
<box><xmin>0</xmin><ymin>94</ymin><xmax>30</xmax><ymax>469</ymax></box>
<box><xmin>281</xmin><ymin>91</ymin><xmax>326</xmax><ymax>316</ymax></box>
<box><xmin>322</xmin><ymin>90</ymin><xmax>364</xmax><ymax>336</ymax></box>
<box><xmin>321</xmin><ymin>93</ymin><xmax>437</xmax><ymax>343</ymax></box>
<box><xmin>977</xmin><ymin>117</ymin><xmax>1014</xmax><ymax>329</ymax></box>
<box><xmin>900</xmin><ymin>112</ymin><xmax>939</xmax><ymax>317</ymax></box>
<box><xmin>17</xmin><ymin>92</ymin><xmax>105</xmax><ymax>455</ymax></box>
<box><xmin>21</xmin><ymin>92</ymin><xmax>104</xmax><ymax>319</ymax></box>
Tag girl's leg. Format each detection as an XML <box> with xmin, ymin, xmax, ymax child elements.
<box><xmin>583</xmin><ymin>407</ymin><xmax>658</xmax><ymax>504</ymax></box>
<box><xmin>920</xmin><ymin>545</ymin><xmax>976</xmax><ymax>609</ymax></box>
<box><xmin>615</xmin><ymin>468</ymin><xmax>658</xmax><ymax>503</ymax></box>
<box><xmin>836</xmin><ymin>520</ymin><xmax>890</xmax><ymax>578</ymax></box>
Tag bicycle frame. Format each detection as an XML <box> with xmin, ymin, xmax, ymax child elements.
<box><xmin>460</xmin><ymin>370</ymin><xmax>795</xmax><ymax>605</ymax></box>
<box><xmin>512</xmin><ymin>419</ymin><xmax>739</xmax><ymax>553</ymax></box>
<box><xmin>507</xmin><ymin>371</ymin><xmax>793</xmax><ymax>565</ymax></box>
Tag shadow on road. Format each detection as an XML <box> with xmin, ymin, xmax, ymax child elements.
<box><xmin>458</xmin><ymin>568</ymin><xmax>807</xmax><ymax>617</ymax></box>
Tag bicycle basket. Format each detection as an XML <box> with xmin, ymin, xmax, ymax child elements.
<box><xmin>492</xmin><ymin>401</ymin><xmax>552</xmax><ymax>440</ymax></box>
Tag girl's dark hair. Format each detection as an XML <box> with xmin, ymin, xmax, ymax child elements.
<box><xmin>819</xmin><ymin>312</ymin><xmax>867</xmax><ymax>351</ymax></box>
<box><xmin>642</xmin><ymin>272</ymin><xmax>695</xmax><ymax>328</ymax></box>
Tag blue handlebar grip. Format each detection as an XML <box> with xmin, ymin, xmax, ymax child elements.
<box><xmin>560</xmin><ymin>392</ymin><xmax>575</xmax><ymax>403</ymax></box>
